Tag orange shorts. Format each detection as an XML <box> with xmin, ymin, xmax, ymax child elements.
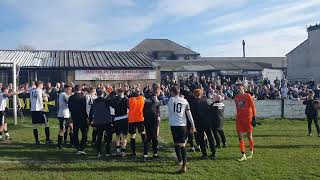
<box><xmin>236</xmin><ymin>120</ymin><xmax>253</xmax><ymax>133</ymax></box>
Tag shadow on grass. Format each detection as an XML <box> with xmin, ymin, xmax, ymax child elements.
<box><xmin>0</xmin><ymin>142</ymin><xmax>176</xmax><ymax>163</ymax></box>
<box><xmin>255</xmin><ymin>144</ymin><xmax>320</xmax><ymax>149</ymax></box>
<box><xmin>254</xmin><ymin>134</ymin><xmax>309</xmax><ymax>138</ymax></box>
<box><xmin>4</xmin><ymin>165</ymin><xmax>178</xmax><ymax>175</ymax></box>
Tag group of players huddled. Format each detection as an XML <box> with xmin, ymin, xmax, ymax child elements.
<box><xmin>0</xmin><ymin>80</ymin><xmax>258</xmax><ymax>173</ymax></box>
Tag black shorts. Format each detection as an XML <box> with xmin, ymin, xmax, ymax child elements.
<box><xmin>129</xmin><ymin>122</ymin><xmax>145</xmax><ymax>134</ymax></box>
<box><xmin>171</xmin><ymin>126</ymin><xmax>188</xmax><ymax>144</ymax></box>
<box><xmin>31</xmin><ymin>111</ymin><xmax>47</xmax><ymax>124</ymax></box>
<box><xmin>96</xmin><ymin>123</ymin><xmax>114</xmax><ymax>135</ymax></box>
<box><xmin>58</xmin><ymin>117</ymin><xmax>72</xmax><ymax>130</ymax></box>
<box><xmin>114</xmin><ymin>118</ymin><xmax>128</xmax><ymax>135</ymax></box>
<box><xmin>0</xmin><ymin>111</ymin><xmax>6</xmax><ymax>125</ymax></box>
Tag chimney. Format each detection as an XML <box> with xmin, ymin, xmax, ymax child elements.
<box><xmin>242</xmin><ymin>40</ymin><xmax>246</xmax><ymax>58</ymax></box>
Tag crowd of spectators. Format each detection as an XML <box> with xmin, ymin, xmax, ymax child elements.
<box><xmin>161</xmin><ymin>74</ymin><xmax>320</xmax><ymax>100</ymax></box>
<box><xmin>1</xmin><ymin>74</ymin><xmax>320</xmax><ymax>101</ymax></box>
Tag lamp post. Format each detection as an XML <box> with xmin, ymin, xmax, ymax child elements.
<box><xmin>242</xmin><ymin>40</ymin><xmax>246</xmax><ymax>58</ymax></box>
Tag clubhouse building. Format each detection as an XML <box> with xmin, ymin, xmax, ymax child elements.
<box><xmin>0</xmin><ymin>39</ymin><xmax>287</xmax><ymax>85</ymax></box>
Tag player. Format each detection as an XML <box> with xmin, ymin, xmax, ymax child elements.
<box><xmin>143</xmin><ymin>85</ymin><xmax>161</xmax><ymax>160</ymax></box>
<box><xmin>0</xmin><ymin>87</ymin><xmax>20</xmax><ymax>141</ymax></box>
<box><xmin>57</xmin><ymin>84</ymin><xmax>73</xmax><ymax>149</ymax></box>
<box><xmin>110</xmin><ymin>88</ymin><xmax>129</xmax><ymax>157</ymax></box>
<box><xmin>30</xmin><ymin>80</ymin><xmax>54</xmax><ymax>144</ymax></box>
<box><xmin>68</xmin><ymin>85</ymin><xmax>89</xmax><ymax>155</ymax></box>
<box><xmin>86</xmin><ymin>87</ymin><xmax>97</xmax><ymax>146</ymax></box>
<box><xmin>234</xmin><ymin>84</ymin><xmax>257</xmax><ymax>162</ymax></box>
<box><xmin>168</xmin><ymin>86</ymin><xmax>196</xmax><ymax>173</ymax></box>
<box><xmin>89</xmin><ymin>89</ymin><xmax>113</xmax><ymax>158</ymax></box>
<box><xmin>128</xmin><ymin>88</ymin><xmax>146</xmax><ymax>156</ymax></box>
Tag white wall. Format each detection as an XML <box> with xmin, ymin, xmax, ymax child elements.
<box><xmin>160</xmin><ymin>99</ymin><xmax>306</xmax><ymax>119</ymax></box>
<box><xmin>262</xmin><ymin>69</ymin><xmax>283</xmax><ymax>84</ymax></box>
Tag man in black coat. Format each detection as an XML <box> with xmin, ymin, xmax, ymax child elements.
<box><xmin>193</xmin><ymin>89</ymin><xmax>216</xmax><ymax>159</ymax></box>
<box><xmin>68</xmin><ymin>85</ymin><xmax>89</xmax><ymax>155</ymax></box>
<box><xmin>180</xmin><ymin>85</ymin><xmax>200</xmax><ymax>152</ymax></box>
<box><xmin>143</xmin><ymin>85</ymin><xmax>161</xmax><ymax>160</ymax></box>
<box><xmin>89</xmin><ymin>89</ymin><xmax>113</xmax><ymax>158</ymax></box>
<box><xmin>303</xmin><ymin>90</ymin><xmax>320</xmax><ymax>136</ymax></box>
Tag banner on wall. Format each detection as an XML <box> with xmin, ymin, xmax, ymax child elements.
<box><xmin>75</xmin><ymin>70</ymin><xmax>157</xmax><ymax>81</ymax></box>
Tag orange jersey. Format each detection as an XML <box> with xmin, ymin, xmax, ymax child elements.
<box><xmin>128</xmin><ymin>95</ymin><xmax>145</xmax><ymax>123</ymax></box>
<box><xmin>234</xmin><ymin>93</ymin><xmax>256</xmax><ymax>132</ymax></box>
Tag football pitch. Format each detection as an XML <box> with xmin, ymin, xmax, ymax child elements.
<box><xmin>1</xmin><ymin>117</ymin><xmax>320</xmax><ymax>180</ymax></box>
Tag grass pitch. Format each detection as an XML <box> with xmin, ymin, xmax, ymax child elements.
<box><xmin>1</xmin><ymin>117</ymin><xmax>320</xmax><ymax>180</ymax></box>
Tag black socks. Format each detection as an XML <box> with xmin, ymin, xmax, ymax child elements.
<box><xmin>45</xmin><ymin>127</ymin><xmax>50</xmax><ymax>141</ymax></box>
<box><xmin>69</xmin><ymin>133</ymin><xmax>74</xmax><ymax>145</ymax></box>
<box><xmin>92</xmin><ymin>129</ymin><xmax>97</xmax><ymax>144</ymax></box>
<box><xmin>181</xmin><ymin>147</ymin><xmax>187</xmax><ymax>165</ymax></box>
<box><xmin>33</xmin><ymin>129</ymin><xmax>39</xmax><ymax>142</ymax></box>
<box><xmin>130</xmin><ymin>138</ymin><xmax>136</xmax><ymax>154</ymax></box>
<box><xmin>141</xmin><ymin>133</ymin><xmax>147</xmax><ymax>143</ymax></box>
<box><xmin>58</xmin><ymin>135</ymin><xmax>63</xmax><ymax>147</ymax></box>
<box><xmin>64</xmin><ymin>131</ymin><xmax>68</xmax><ymax>142</ymax></box>
<box><xmin>175</xmin><ymin>145</ymin><xmax>182</xmax><ymax>163</ymax></box>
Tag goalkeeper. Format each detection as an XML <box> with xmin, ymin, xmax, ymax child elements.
<box><xmin>234</xmin><ymin>84</ymin><xmax>257</xmax><ymax>162</ymax></box>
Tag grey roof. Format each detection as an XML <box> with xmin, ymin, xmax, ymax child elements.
<box><xmin>201</xmin><ymin>57</ymin><xmax>287</xmax><ymax>69</ymax></box>
<box><xmin>156</xmin><ymin>59</ymin><xmax>263</xmax><ymax>72</ymax></box>
<box><xmin>0</xmin><ymin>50</ymin><xmax>154</xmax><ymax>69</ymax></box>
<box><xmin>131</xmin><ymin>39</ymin><xmax>200</xmax><ymax>55</ymax></box>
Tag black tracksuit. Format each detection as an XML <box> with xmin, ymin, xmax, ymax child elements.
<box><xmin>110</xmin><ymin>95</ymin><xmax>129</xmax><ymax>118</ymax></box>
<box><xmin>210</xmin><ymin>101</ymin><xmax>227</xmax><ymax>147</ymax></box>
<box><xmin>68</xmin><ymin>92</ymin><xmax>88</xmax><ymax>151</ymax></box>
<box><xmin>89</xmin><ymin>97</ymin><xmax>113</xmax><ymax>154</ymax></box>
<box><xmin>303</xmin><ymin>99</ymin><xmax>320</xmax><ymax>134</ymax></box>
<box><xmin>193</xmin><ymin>97</ymin><xmax>216</xmax><ymax>157</ymax></box>
<box><xmin>143</xmin><ymin>94</ymin><xmax>160</xmax><ymax>156</ymax></box>
<box><xmin>181</xmin><ymin>89</ymin><xmax>200</xmax><ymax>148</ymax></box>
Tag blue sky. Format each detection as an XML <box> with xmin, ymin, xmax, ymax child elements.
<box><xmin>0</xmin><ymin>0</ymin><xmax>319</xmax><ymax>57</ymax></box>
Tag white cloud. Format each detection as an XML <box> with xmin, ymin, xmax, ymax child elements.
<box><xmin>207</xmin><ymin>0</ymin><xmax>320</xmax><ymax>34</ymax></box>
<box><xmin>156</xmin><ymin>0</ymin><xmax>247</xmax><ymax>17</ymax></box>
<box><xmin>0</xmin><ymin>0</ymin><xmax>155</xmax><ymax>49</ymax></box>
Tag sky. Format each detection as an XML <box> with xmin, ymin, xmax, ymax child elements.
<box><xmin>0</xmin><ymin>0</ymin><xmax>319</xmax><ymax>57</ymax></box>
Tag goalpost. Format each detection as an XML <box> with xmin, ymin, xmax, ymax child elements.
<box><xmin>0</xmin><ymin>61</ymin><xmax>18</xmax><ymax>125</ymax></box>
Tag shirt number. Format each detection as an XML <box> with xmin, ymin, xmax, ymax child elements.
<box><xmin>173</xmin><ymin>103</ymin><xmax>182</xmax><ymax>113</ymax></box>
<box><xmin>31</xmin><ymin>91</ymin><xmax>37</xmax><ymax>98</ymax></box>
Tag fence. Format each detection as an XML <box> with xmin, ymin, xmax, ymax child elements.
<box><xmin>6</xmin><ymin>95</ymin><xmax>306</xmax><ymax>119</ymax></box>
<box><xmin>160</xmin><ymin>99</ymin><xmax>306</xmax><ymax>119</ymax></box>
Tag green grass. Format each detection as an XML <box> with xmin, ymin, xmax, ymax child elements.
<box><xmin>1</xmin><ymin>117</ymin><xmax>320</xmax><ymax>180</ymax></box>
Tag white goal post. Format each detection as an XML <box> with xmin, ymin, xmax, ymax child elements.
<box><xmin>0</xmin><ymin>61</ymin><xmax>18</xmax><ymax>125</ymax></box>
